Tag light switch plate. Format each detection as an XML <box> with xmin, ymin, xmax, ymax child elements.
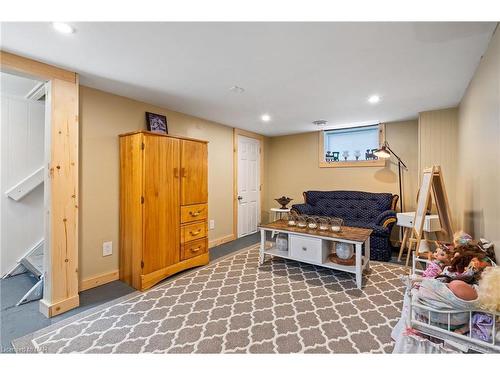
<box><xmin>103</xmin><ymin>241</ymin><xmax>113</xmax><ymax>257</ymax></box>
<box><xmin>209</xmin><ymin>220</ymin><xmax>215</xmax><ymax>230</ymax></box>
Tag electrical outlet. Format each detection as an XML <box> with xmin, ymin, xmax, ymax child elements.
<box><xmin>209</xmin><ymin>219</ymin><xmax>215</xmax><ymax>230</ymax></box>
<box><xmin>103</xmin><ymin>241</ymin><xmax>112</xmax><ymax>257</ymax></box>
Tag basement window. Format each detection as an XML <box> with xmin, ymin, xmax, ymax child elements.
<box><xmin>319</xmin><ymin>124</ymin><xmax>386</xmax><ymax>168</ymax></box>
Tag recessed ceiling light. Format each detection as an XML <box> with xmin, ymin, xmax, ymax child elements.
<box><xmin>229</xmin><ymin>85</ymin><xmax>245</xmax><ymax>94</ymax></box>
<box><xmin>368</xmin><ymin>95</ymin><xmax>381</xmax><ymax>104</ymax></box>
<box><xmin>52</xmin><ymin>22</ymin><xmax>75</xmax><ymax>34</ymax></box>
<box><xmin>313</xmin><ymin>120</ymin><xmax>328</xmax><ymax>127</ymax></box>
<box><xmin>261</xmin><ymin>114</ymin><xmax>271</xmax><ymax>122</ymax></box>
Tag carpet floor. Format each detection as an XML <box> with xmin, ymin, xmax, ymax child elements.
<box><xmin>13</xmin><ymin>244</ymin><xmax>406</xmax><ymax>353</ymax></box>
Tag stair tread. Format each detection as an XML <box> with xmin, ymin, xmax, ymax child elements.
<box><xmin>20</xmin><ymin>251</ymin><xmax>44</xmax><ymax>277</ymax></box>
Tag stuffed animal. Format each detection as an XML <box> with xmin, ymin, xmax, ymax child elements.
<box><xmin>477</xmin><ymin>267</ymin><xmax>500</xmax><ymax>312</ymax></box>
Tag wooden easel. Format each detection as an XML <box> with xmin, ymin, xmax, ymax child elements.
<box><xmin>406</xmin><ymin>166</ymin><xmax>454</xmax><ymax>265</ymax></box>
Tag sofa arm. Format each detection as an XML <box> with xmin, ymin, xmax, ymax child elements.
<box><xmin>291</xmin><ymin>203</ymin><xmax>314</xmax><ymax>215</ymax></box>
<box><xmin>374</xmin><ymin>210</ymin><xmax>397</xmax><ymax>228</ymax></box>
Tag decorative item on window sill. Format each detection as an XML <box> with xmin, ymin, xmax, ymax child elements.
<box><xmin>354</xmin><ymin>150</ymin><xmax>361</xmax><ymax>160</ymax></box>
<box><xmin>275</xmin><ymin>196</ymin><xmax>293</xmax><ymax>209</ymax></box>
<box><xmin>342</xmin><ymin>150</ymin><xmax>349</xmax><ymax>161</ymax></box>
<box><xmin>325</xmin><ymin>151</ymin><xmax>340</xmax><ymax>163</ymax></box>
<box><xmin>365</xmin><ymin>149</ymin><xmax>377</xmax><ymax>160</ymax></box>
<box><xmin>325</xmin><ymin>151</ymin><xmax>340</xmax><ymax>162</ymax></box>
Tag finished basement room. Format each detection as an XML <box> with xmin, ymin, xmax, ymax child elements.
<box><xmin>0</xmin><ymin>4</ymin><xmax>499</xmax><ymax>372</ymax></box>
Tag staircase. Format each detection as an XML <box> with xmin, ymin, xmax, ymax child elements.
<box><xmin>3</xmin><ymin>166</ymin><xmax>46</xmax><ymax>305</ymax></box>
<box><xmin>2</xmin><ymin>239</ymin><xmax>45</xmax><ymax>306</ymax></box>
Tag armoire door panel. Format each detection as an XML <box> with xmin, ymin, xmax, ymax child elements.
<box><xmin>180</xmin><ymin>140</ymin><xmax>208</xmax><ymax>205</ymax></box>
<box><xmin>143</xmin><ymin>136</ymin><xmax>180</xmax><ymax>274</ymax></box>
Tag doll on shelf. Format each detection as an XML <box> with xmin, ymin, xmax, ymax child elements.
<box><xmin>422</xmin><ymin>244</ymin><xmax>452</xmax><ymax>278</ymax></box>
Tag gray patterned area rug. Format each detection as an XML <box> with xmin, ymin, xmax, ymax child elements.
<box><xmin>13</xmin><ymin>244</ymin><xmax>406</xmax><ymax>353</ymax></box>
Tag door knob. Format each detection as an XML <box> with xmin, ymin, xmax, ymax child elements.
<box><xmin>237</xmin><ymin>196</ymin><xmax>243</xmax><ymax>200</ymax></box>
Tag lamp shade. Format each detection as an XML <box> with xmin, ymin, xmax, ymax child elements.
<box><xmin>373</xmin><ymin>145</ymin><xmax>391</xmax><ymax>159</ymax></box>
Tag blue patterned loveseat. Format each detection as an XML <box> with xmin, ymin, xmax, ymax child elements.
<box><xmin>291</xmin><ymin>190</ymin><xmax>398</xmax><ymax>261</ymax></box>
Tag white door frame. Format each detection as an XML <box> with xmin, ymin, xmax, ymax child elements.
<box><xmin>233</xmin><ymin>128</ymin><xmax>264</xmax><ymax>239</ymax></box>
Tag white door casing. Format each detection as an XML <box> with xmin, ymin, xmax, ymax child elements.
<box><xmin>237</xmin><ymin>135</ymin><xmax>260</xmax><ymax>237</ymax></box>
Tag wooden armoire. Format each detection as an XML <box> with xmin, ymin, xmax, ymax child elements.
<box><xmin>119</xmin><ymin>131</ymin><xmax>209</xmax><ymax>291</ymax></box>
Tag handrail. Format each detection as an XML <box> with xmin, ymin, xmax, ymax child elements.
<box><xmin>4</xmin><ymin>166</ymin><xmax>44</xmax><ymax>201</ymax></box>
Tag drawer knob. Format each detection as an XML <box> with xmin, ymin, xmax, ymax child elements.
<box><xmin>190</xmin><ymin>247</ymin><xmax>201</xmax><ymax>253</ymax></box>
<box><xmin>190</xmin><ymin>230</ymin><xmax>201</xmax><ymax>236</ymax></box>
<box><xmin>302</xmin><ymin>246</ymin><xmax>307</xmax><ymax>251</ymax></box>
<box><xmin>190</xmin><ymin>211</ymin><xmax>201</xmax><ymax>217</ymax></box>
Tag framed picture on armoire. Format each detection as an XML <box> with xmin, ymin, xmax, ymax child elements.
<box><xmin>145</xmin><ymin>112</ymin><xmax>168</xmax><ymax>134</ymax></box>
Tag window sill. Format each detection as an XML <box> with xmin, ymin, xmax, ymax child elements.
<box><xmin>319</xmin><ymin>159</ymin><xmax>386</xmax><ymax>168</ymax></box>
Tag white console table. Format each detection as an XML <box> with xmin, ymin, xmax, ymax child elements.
<box><xmin>258</xmin><ymin>221</ymin><xmax>372</xmax><ymax>289</ymax></box>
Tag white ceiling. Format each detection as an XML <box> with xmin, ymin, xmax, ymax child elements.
<box><xmin>0</xmin><ymin>22</ymin><xmax>495</xmax><ymax>136</ymax></box>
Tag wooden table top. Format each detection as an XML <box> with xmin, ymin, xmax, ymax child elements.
<box><xmin>259</xmin><ymin>220</ymin><xmax>372</xmax><ymax>243</ymax></box>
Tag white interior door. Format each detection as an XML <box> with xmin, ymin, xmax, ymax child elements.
<box><xmin>237</xmin><ymin>135</ymin><xmax>260</xmax><ymax>237</ymax></box>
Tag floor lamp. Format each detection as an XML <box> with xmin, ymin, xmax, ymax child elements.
<box><xmin>374</xmin><ymin>142</ymin><xmax>408</xmax><ymax>213</ymax></box>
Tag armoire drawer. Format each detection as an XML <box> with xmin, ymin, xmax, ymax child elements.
<box><xmin>181</xmin><ymin>221</ymin><xmax>207</xmax><ymax>243</ymax></box>
<box><xmin>181</xmin><ymin>238</ymin><xmax>208</xmax><ymax>260</ymax></box>
<box><xmin>181</xmin><ymin>203</ymin><xmax>208</xmax><ymax>224</ymax></box>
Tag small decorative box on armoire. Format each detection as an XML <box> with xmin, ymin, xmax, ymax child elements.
<box><xmin>119</xmin><ymin>131</ymin><xmax>209</xmax><ymax>291</ymax></box>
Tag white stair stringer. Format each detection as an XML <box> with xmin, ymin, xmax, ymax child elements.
<box><xmin>2</xmin><ymin>239</ymin><xmax>45</xmax><ymax>306</ymax></box>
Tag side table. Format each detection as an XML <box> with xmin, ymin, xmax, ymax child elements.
<box><xmin>270</xmin><ymin>208</ymin><xmax>291</xmax><ymax>237</ymax></box>
<box><xmin>397</xmin><ymin>212</ymin><xmax>441</xmax><ymax>266</ymax></box>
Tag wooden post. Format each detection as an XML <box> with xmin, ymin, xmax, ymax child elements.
<box><xmin>1</xmin><ymin>51</ymin><xmax>80</xmax><ymax>317</ymax></box>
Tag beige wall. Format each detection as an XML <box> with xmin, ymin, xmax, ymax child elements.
<box><xmin>264</xmin><ymin>121</ymin><xmax>419</xmax><ymax>221</ymax></box>
<box><xmin>418</xmin><ymin>107</ymin><xmax>459</xmax><ymax>224</ymax></box>
<box><xmin>79</xmin><ymin>86</ymin><xmax>234</xmax><ymax>281</ymax></box>
<box><xmin>457</xmin><ymin>26</ymin><xmax>500</xmax><ymax>256</ymax></box>
<box><xmin>77</xmin><ymin>25</ymin><xmax>500</xmax><ymax>283</ymax></box>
